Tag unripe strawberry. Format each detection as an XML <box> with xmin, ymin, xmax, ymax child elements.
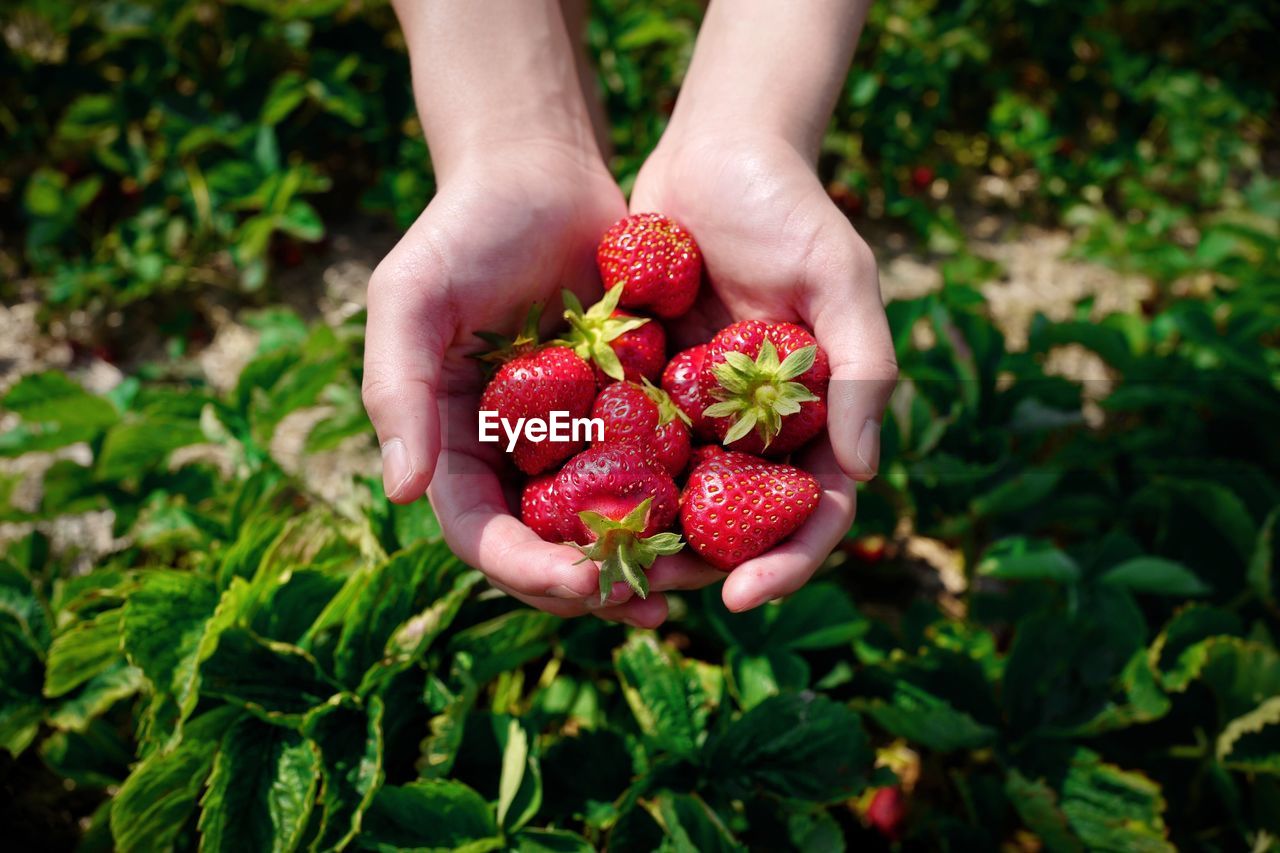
<box><xmin>557</xmin><ymin>285</ymin><xmax>665</xmax><ymax>386</ymax></box>
<box><xmin>700</xmin><ymin>321</ymin><xmax>830</xmax><ymax>456</ymax></box>
<box><xmin>592</xmin><ymin>380</ymin><xmax>691</xmax><ymax>477</ymax></box>
<box><xmin>680</xmin><ymin>450</ymin><xmax>820</xmax><ymax>569</ymax></box>
<box><xmin>596</xmin><ymin>213</ymin><xmax>701</xmax><ymax>319</ymax></box>
<box><xmin>547</xmin><ymin>445</ymin><xmax>684</xmax><ymax>600</ymax></box>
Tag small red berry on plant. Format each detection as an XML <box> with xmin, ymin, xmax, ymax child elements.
<box><xmin>596</xmin><ymin>213</ymin><xmax>701</xmax><ymax>319</ymax></box>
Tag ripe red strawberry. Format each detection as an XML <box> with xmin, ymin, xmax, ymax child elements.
<box><xmin>592</xmin><ymin>380</ymin><xmax>691</xmax><ymax>477</ymax></box>
<box><xmin>558</xmin><ymin>286</ymin><xmax>665</xmax><ymax>386</ymax></box>
<box><xmin>596</xmin><ymin>213</ymin><xmax>701</xmax><ymax>319</ymax></box>
<box><xmin>661</xmin><ymin>344</ymin><xmax>713</xmax><ymax>439</ymax></box>
<box><xmin>700</xmin><ymin>321</ymin><xmax>830</xmax><ymax>455</ymax></box>
<box><xmin>687</xmin><ymin>444</ymin><xmax>726</xmax><ymax>469</ymax></box>
<box><xmin>866</xmin><ymin>786</ymin><xmax>906</xmax><ymax>841</ymax></box>
<box><xmin>521</xmin><ymin>475</ymin><xmax>565</xmax><ymax>542</ymax></box>
<box><xmin>680</xmin><ymin>450</ymin><xmax>820</xmax><ymax>570</ymax></box>
<box><xmin>477</xmin><ymin>308</ymin><xmax>596</xmax><ymax>475</ymax></box>
<box><xmin>546</xmin><ymin>445</ymin><xmax>684</xmax><ymax>600</ymax></box>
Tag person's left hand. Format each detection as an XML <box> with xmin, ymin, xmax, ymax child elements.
<box><xmin>631</xmin><ymin>129</ymin><xmax>899</xmax><ymax>612</ymax></box>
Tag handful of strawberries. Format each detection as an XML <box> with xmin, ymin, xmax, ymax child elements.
<box><xmin>479</xmin><ymin>213</ymin><xmax>827</xmax><ymax>602</ymax></box>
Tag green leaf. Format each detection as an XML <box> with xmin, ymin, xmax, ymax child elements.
<box><xmin>359</xmin><ymin>779</ymin><xmax>498</xmax><ymax>851</ymax></box>
<box><xmin>496</xmin><ymin>717</ymin><xmax>542</xmax><ymax>834</ymax></box>
<box><xmin>448</xmin><ymin>610</ymin><xmax>561</xmax><ymax>685</ymax></box>
<box><xmin>201</xmin><ymin>628</ymin><xmax>339</xmax><ymax>723</ymax></box>
<box><xmin>1099</xmin><ymin>557</ymin><xmax>1210</xmax><ymax>596</ymax></box>
<box><xmin>726</xmin><ymin>648</ymin><xmax>809</xmax><ymax>710</ymax></box>
<box><xmin>1248</xmin><ymin>507</ymin><xmax>1278</xmax><ymax>606</ymax></box>
<box><xmin>334</xmin><ymin>542</ymin><xmax>470</xmax><ymax>686</ymax></box>
<box><xmin>861</xmin><ymin>681</ymin><xmax>998</xmax><ymax>752</ymax></box>
<box><xmin>2</xmin><ymin>371</ymin><xmax>119</xmax><ymax>430</ymax></box>
<box><xmin>1217</xmin><ymin>695</ymin><xmax>1280</xmax><ymax>775</ymax></box>
<box><xmin>44</xmin><ymin>605</ymin><xmax>125</xmax><ymax>698</ymax></box>
<box><xmin>197</xmin><ymin>715</ymin><xmax>320</xmax><ymax>853</ymax></box>
<box><xmin>1058</xmin><ymin>750</ymin><xmax>1173</xmax><ymax>851</ymax></box>
<box><xmin>109</xmin><ymin>706</ymin><xmax>241</xmax><ymax>853</ymax></box>
<box><xmin>513</xmin><ymin>828</ymin><xmax>595</xmax><ymax>853</ymax></box>
<box><xmin>614</xmin><ymin>633</ymin><xmax>709</xmax><ymax>761</ymax></box>
<box><xmin>1150</xmin><ymin>605</ymin><xmax>1242</xmax><ymax>691</ymax></box>
<box><xmin>262</xmin><ymin>71</ymin><xmax>308</xmax><ymax>125</ymax></box>
<box><xmin>708</xmin><ymin>692</ymin><xmax>872</xmax><ymax>802</ymax></box>
<box><xmin>977</xmin><ymin>538</ymin><xmax>1081</xmax><ymax>583</ymax></box>
<box><xmin>304</xmin><ymin>695</ymin><xmax>385</xmax><ymax>851</ymax></box>
<box><xmin>122</xmin><ymin>571</ymin><xmax>219</xmax><ymax>745</ymax></box>
<box><xmin>96</xmin><ymin>418</ymin><xmax>205</xmax><ymax>482</ymax></box>
<box><xmin>648</xmin><ymin>791</ymin><xmax>741</xmax><ymax>853</ymax></box>
<box><xmin>48</xmin><ymin>661</ymin><xmax>143</xmax><ymax>732</ymax></box>
<box><xmin>1005</xmin><ymin>770</ymin><xmax>1084</xmax><ymax>853</ymax></box>
<box><xmin>706</xmin><ymin>583</ymin><xmax>866</xmax><ymax>653</ymax></box>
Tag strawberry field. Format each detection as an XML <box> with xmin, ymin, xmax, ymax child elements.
<box><xmin>2</xmin><ymin>1</ymin><xmax>1279</xmax><ymax>850</ymax></box>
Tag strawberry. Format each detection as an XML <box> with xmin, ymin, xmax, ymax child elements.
<box><xmin>546</xmin><ymin>445</ymin><xmax>684</xmax><ymax>600</ymax></box>
<box><xmin>596</xmin><ymin>213</ymin><xmax>701</xmax><ymax>319</ymax></box>
<box><xmin>700</xmin><ymin>320</ymin><xmax>830</xmax><ymax>455</ymax></box>
<box><xmin>866</xmin><ymin>786</ymin><xmax>906</xmax><ymax>841</ymax></box>
<box><xmin>521</xmin><ymin>475</ymin><xmax>565</xmax><ymax>542</ymax></box>
<box><xmin>680</xmin><ymin>450</ymin><xmax>820</xmax><ymax>570</ymax></box>
<box><xmin>477</xmin><ymin>308</ymin><xmax>596</xmax><ymax>476</ymax></box>
<box><xmin>558</xmin><ymin>285</ymin><xmax>665</xmax><ymax>386</ymax></box>
<box><xmin>592</xmin><ymin>380</ymin><xmax>691</xmax><ymax>476</ymax></box>
<box><xmin>687</xmin><ymin>444</ymin><xmax>726</xmax><ymax>469</ymax></box>
<box><xmin>661</xmin><ymin>344</ymin><xmax>713</xmax><ymax>438</ymax></box>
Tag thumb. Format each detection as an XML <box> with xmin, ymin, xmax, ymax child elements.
<box><xmin>807</xmin><ymin>234</ymin><xmax>898</xmax><ymax>482</ymax></box>
<box><xmin>362</xmin><ymin>245</ymin><xmax>451</xmax><ymax>504</ymax></box>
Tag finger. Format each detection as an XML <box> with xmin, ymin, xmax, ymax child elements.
<box><xmin>720</xmin><ymin>440</ymin><xmax>858</xmax><ymax>612</ymax></box>
<box><xmin>428</xmin><ymin>449</ymin><xmax>603</xmax><ymax>601</ymax></box>
<box><xmin>646</xmin><ymin>552</ymin><xmax>728</xmax><ymax>592</ymax></box>
<box><xmin>804</xmin><ymin>225</ymin><xmax>898</xmax><ymax>482</ymax></box>
<box><xmin>592</xmin><ymin>593</ymin><xmax>670</xmax><ymax>629</ymax></box>
<box><xmin>363</xmin><ymin>231</ymin><xmax>453</xmax><ymax>504</ymax></box>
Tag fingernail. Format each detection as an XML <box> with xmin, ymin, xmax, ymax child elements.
<box><xmin>856</xmin><ymin>419</ymin><xmax>881</xmax><ymax>477</ymax></box>
<box><xmin>381</xmin><ymin>438</ymin><xmax>413</xmax><ymax>499</ymax></box>
<box><xmin>546</xmin><ymin>584</ymin><xmax>587</xmax><ymax>600</ymax></box>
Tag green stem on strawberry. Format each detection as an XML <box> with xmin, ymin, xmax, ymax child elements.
<box><xmin>640</xmin><ymin>377</ymin><xmax>692</xmax><ymax>428</ymax></box>
<box><xmin>557</xmin><ymin>285</ymin><xmax>651</xmax><ymax>381</ymax></box>
<box><xmin>702</xmin><ymin>339</ymin><xmax>820</xmax><ymax>448</ymax></box>
<box><xmin>573</xmin><ymin>497</ymin><xmax>685</xmax><ymax>601</ymax></box>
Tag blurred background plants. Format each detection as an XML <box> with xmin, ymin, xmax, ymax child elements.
<box><xmin>2</xmin><ymin>0</ymin><xmax>1278</xmax><ymax>850</ymax></box>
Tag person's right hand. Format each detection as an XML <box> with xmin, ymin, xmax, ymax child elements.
<box><xmin>362</xmin><ymin>143</ymin><xmax>722</xmax><ymax>628</ymax></box>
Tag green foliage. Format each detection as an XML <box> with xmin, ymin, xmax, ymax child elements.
<box><xmin>1</xmin><ymin>0</ymin><xmax>1278</xmax><ymax>849</ymax></box>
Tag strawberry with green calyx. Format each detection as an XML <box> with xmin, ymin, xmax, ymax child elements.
<box><xmin>596</xmin><ymin>213</ymin><xmax>702</xmax><ymax>319</ymax></box>
<box><xmin>661</xmin><ymin>344</ymin><xmax>713</xmax><ymax>438</ymax></box>
<box><xmin>680</xmin><ymin>450</ymin><xmax>820</xmax><ymax>570</ymax></box>
<box><xmin>549</xmin><ymin>445</ymin><xmax>683</xmax><ymax>601</ymax></box>
<box><xmin>557</xmin><ymin>285</ymin><xmax>665</xmax><ymax>385</ymax></box>
<box><xmin>700</xmin><ymin>320</ymin><xmax>830</xmax><ymax>456</ymax></box>
<box><xmin>477</xmin><ymin>305</ymin><xmax>596</xmax><ymax>476</ymax></box>
<box><xmin>592</xmin><ymin>379</ymin><xmax>692</xmax><ymax>476</ymax></box>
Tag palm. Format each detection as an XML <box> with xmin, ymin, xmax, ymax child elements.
<box><xmin>630</xmin><ymin>135</ymin><xmax>893</xmax><ymax>612</ymax></box>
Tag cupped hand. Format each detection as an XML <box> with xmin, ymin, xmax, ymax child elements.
<box><xmin>630</xmin><ymin>131</ymin><xmax>899</xmax><ymax>612</ymax></box>
<box><xmin>362</xmin><ymin>143</ymin><xmax>723</xmax><ymax>627</ymax></box>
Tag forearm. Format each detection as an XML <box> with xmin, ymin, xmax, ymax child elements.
<box><xmin>666</xmin><ymin>0</ymin><xmax>870</xmax><ymax>162</ymax></box>
<box><xmin>392</xmin><ymin>0</ymin><xmax>600</xmax><ymax>179</ymax></box>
